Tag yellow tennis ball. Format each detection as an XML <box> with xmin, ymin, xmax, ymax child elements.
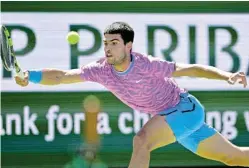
<box><xmin>66</xmin><ymin>31</ymin><xmax>80</xmax><ymax>45</ymax></box>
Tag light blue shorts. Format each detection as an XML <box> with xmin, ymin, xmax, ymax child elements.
<box><xmin>158</xmin><ymin>92</ymin><xmax>217</xmax><ymax>153</ymax></box>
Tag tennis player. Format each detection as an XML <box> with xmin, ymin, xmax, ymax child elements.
<box><xmin>15</xmin><ymin>22</ymin><xmax>248</xmax><ymax>167</ymax></box>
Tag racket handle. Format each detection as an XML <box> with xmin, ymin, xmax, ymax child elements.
<box><xmin>16</xmin><ymin>69</ymin><xmax>25</xmax><ymax>79</ymax></box>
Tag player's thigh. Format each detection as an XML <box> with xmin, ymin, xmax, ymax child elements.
<box><xmin>136</xmin><ymin>115</ymin><xmax>176</xmax><ymax>151</ymax></box>
<box><xmin>196</xmin><ymin>131</ymin><xmax>243</xmax><ymax>161</ymax></box>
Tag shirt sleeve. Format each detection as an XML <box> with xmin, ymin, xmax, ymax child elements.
<box><xmin>80</xmin><ymin>62</ymin><xmax>101</xmax><ymax>82</ymax></box>
<box><xmin>148</xmin><ymin>55</ymin><xmax>176</xmax><ymax>78</ymax></box>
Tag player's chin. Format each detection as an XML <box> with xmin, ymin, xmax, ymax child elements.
<box><xmin>106</xmin><ymin>58</ymin><xmax>114</xmax><ymax>65</ymax></box>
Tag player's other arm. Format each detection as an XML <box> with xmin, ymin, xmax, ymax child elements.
<box><xmin>172</xmin><ymin>63</ymin><xmax>247</xmax><ymax>88</ymax></box>
<box><xmin>15</xmin><ymin>68</ymin><xmax>85</xmax><ymax>87</ymax></box>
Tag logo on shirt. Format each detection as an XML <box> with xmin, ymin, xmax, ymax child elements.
<box><xmin>135</xmin><ymin>79</ymin><xmax>143</xmax><ymax>83</ymax></box>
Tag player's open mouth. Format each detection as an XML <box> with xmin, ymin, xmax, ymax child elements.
<box><xmin>106</xmin><ymin>55</ymin><xmax>112</xmax><ymax>58</ymax></box>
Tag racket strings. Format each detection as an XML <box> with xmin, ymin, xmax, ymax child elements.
<box><xmin>1</xmin><ymin>26</ymin><xmax>15</xmax><ymax>71</ymax></box>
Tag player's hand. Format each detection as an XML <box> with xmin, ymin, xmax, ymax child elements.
<box><xmin>227</xmin><ymin>72</ymin><xmax>247</xmax><ymax>88</ymax></box>
<box><xmin>15</xmin><ymin>71</ymin><xmax>29</xmax><ymax>87</ymax></box>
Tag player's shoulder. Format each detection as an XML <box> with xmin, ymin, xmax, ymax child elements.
<box><xmin>84</xmin><ymin>57</ymin><xmax>109</xmax><ymax>69</ymax></box>
<box><xmin>132</xmin><ymin>52</ymin><xmax>160</xmax><ymax>63</ymax></box>
<box><xmin>132</xmin><ymin>52</ymin><xmax>149</xmax><ymax>61</ymax></box>
<box><xmin>96</xmin><ymin>57</ymin><xmax>107</xmax><ymax>65</ymax></box>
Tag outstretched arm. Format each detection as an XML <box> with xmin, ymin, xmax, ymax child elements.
<box><xmin>15</xmin><ymin>68</ymin><xmax>84</xmax><ymax>87</ymax></box>
<box><xmin>39</xmin><ymin>68</ymin><xmax>83</xmax><ymax>85</ymax></box>
<box><xmin>172</xmin><ymin>63</ymin><xmax>247</xmax><ymax>88</ymax></box>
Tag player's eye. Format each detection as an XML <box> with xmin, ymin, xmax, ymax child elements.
<box><xmin>112</xmin><ymin>42</ymin><xmax>118</xmax><ymax>45</ymax></box>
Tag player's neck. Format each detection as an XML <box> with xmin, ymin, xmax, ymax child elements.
<box><xmin>113</xmin><ymin>54</ymin><xmax>132</xmax><ymax>72</ymax></box>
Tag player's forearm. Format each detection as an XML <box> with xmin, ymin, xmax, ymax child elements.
<box><xmin>41</xmin><ymin>69</ymin><xmax>67</xmax><ymax>85</ymax></box>
<box><xmin>28</xmin><ymin>69</ymin><xmax>65</xmax><ymax>85</ymax></box>
<box><xmin>28</xmin><ymin>68</ymin><xmax>83</xmax><ymax>85</ymax></box>
<box><xmin>191</xmin><ymin>64</ymin><xmax>232</xmax><ymax>81</ymax></box>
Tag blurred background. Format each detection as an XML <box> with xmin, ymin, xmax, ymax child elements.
<box><xmin>1</xmin><ymin>1</ymin><xmax>249</xmax><ymax>168</ymax></box>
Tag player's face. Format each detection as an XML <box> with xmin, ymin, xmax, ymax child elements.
<box><xmin>104</xmin><ymin>34</ymin><xmax>131</xmax><ymax>65</ymax></box>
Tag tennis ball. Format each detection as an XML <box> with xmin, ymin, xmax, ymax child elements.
<box><xmin>66</xmin><ymin>31</ymin><xmax>80</xmax><ymax>45</ymax></box>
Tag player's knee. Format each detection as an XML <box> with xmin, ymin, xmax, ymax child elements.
<box><xmin>223</xmin><ymin>158</ymin><xmax>242</xmax><ymax>166</ymax></box>
<box><xmin>133</xmin><ymin>130</ymin><xmax>149</xmax><ymax>150</ymax></box>
<box><xmin>222</xmin><ymin>148</ymin><xmax>248</xmax><ymax>166</ymax></box>
<box><xmin>223</xmin><ymin>159</ymin><xmax>238</xmax><ymax>166</ymax></box>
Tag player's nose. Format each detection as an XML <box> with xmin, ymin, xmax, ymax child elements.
<box><xmin>105</xmin><ymin>49</ymin><xmax>111</xmax><ymax>54</ymax></box>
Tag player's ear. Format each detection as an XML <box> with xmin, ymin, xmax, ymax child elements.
<box><xmin>126</xmin><ymin>41</ymin><xmax>132</xmax><ymax>50</ymax></box>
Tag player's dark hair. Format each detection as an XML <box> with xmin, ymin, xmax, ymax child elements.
<box><xmin>104</xmin><ymin>22</ymin><xmax>134</xmax><ymax>44</ymax></box>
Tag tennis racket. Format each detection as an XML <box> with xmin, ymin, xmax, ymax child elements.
<box><xmin>1</xmin><ymin>25</ymin><xmax>24</xmax><ymax>79</ymax></box>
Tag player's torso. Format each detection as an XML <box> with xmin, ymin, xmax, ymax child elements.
<box><xmin>97</xmin><ymin>56</ymin><xmax>179</xmax><ymax>112</ymax></box>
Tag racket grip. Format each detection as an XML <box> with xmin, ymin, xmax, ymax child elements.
<box><xmin>16</xmin><ymin>69</ymin><xmax>25</xmax><ymax>79</ymax></box>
